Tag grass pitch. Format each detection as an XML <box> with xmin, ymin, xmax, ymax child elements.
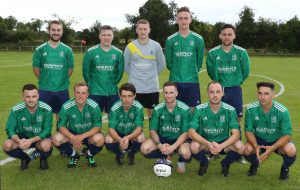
<box><xmin>0</xmin><ymin>52</ymin><xmax>299</xmax><ymax>190</ymax></box>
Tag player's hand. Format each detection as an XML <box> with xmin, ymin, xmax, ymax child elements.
<box><xmin>255</xmin><ymin>145</ymin><xmax>261</xmax><ymax>160</ymax></box>
<box><xmin>19</xmin><ymin>139</ymin><xmax>32</xmax><ymax>150</ymax></box>
<box><xmin>258</xmin><ymin>145</ymin><xmax>273</xmax><ymax>162</ymax></box>
<box><xmin>120</xmin><ymin>137</ymin><xmax>129</xmax><ymax>150</ymax></box>
<box><xmin>70</xmin><ymin>135</ymin><xmax>84</xmax><ymax>149</ymax></box>
<box><xmin>210</xmin><ymin>142</ymin><xmax>222</xmax><ymax>154</ymax></box>
<box><xmin>158</xmin><ymin>143</ymin><xmax>169</xmax><ymax>155</ymax></box>
<box><xmin>165</xmin><ymin>144</ymin><xmax>176</xmax><ymax>155</ymax></box>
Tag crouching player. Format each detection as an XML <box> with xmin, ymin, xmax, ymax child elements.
<box><xmin>244</xmin><ymin>82</ymin><xmax>296</xmax><ymax>180</ymax></box>
<box><xmin>52</xmin><ymin>82</ymin><xmax>104</xmax><ymax>168</ymax></box>
<box><xmin>141</xmin><ymin>81</ymin><xmax>191</xmax><ymax>173</ymax></box>
<box><xmin>189</xmin><ymin>81</ymin><xmax>244</xmax><ymax>177</ymax></box>
<box><xmin>3</xmin><ymin>84</ymin><xmax>53</xmax><ymax>170</ymax></box>
<box><xmin>105</xmin><ymin>83</ymin><xmax>145</xmax><ymax>165</ymax></box>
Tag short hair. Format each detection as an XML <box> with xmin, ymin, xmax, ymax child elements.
<box><xmin>99</xmin><ymin>25</ymin><xmax>113</xmax><ymax>33</ymax></box>
<box><xmin>22</xmin><ymin>84</ymin><xmax>37</xmax><ymax>92</ymax></box>
<box><xmin>256</xmin><ymin>82</ymin><xmax>275</xmax><ymax>91</ymax></box>
<box><xmin>74</xmin><ymin>81</ymin><xmax>88</xmax><ymax>91</ymax></box>
<box><xmin>163</xmin><ymin>81</ymin><xmax>177</xmax><ymax>90</ymax></box>
<box><xmin>219</xmin><ymin>24</ymin><xmax>236</xmax><ymax>34</ymax></box>
<box><xmin>176</xmin><ymin>6</ymin><xmax>191</xmax><ymax>15</ymax></box>
<box><xmin>207</xmin><ymin>81</ymin><xmax>223</xmax><ymax>91</ymax></box>
<box><xmin>48</xmin><ymin>20</ymin><xmax>62</xmax><ymax>30</ymax></box>
<box><xmin>136</xmin><ymin>19</ymin><xmax>150</xmax><ymax>26</ymax></box>
<box><xmin>119</xmin><ymin>83</ymin><xmax>136</xmax><ymax>95</ymax></box>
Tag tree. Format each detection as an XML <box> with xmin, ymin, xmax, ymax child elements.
<box><xmin>256</xmin><ymin>18</ymin><xmax>279</xmax><ymax>51</ymax></box>
<box><xmin>279</xmin><ymin>16</ymin><xmax>300</xmax><ymax>52</ymax></box>
<box><xmin>125</xmin><ymin>0</ymin><xmax>176</xmax><ymax>45</ymax></box>
<box><xmin>4</xmin><ymin>16</ymin><xmax>17</xmax><ymax>30</ymax></box>
<box><xmin>236</xmin><ymin>6</ymin><xmax>257</xmax><ymax>48</ymax></box>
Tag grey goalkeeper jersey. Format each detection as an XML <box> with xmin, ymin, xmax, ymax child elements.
<box><xmin>124</xmin><ymin>39</ymin><xmax>165</xmax><ymax>93</ymax></box>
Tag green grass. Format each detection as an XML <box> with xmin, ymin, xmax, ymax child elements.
<box><xmin>0</xmin><ymin>52</ymin><xmax>299</xmax><ymax>190</ymax></box>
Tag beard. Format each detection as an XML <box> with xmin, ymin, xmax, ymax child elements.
<box><xmin>50</xmin><ymin>35</ymin><xmax>60</xmax><ymax>42</ymax></box>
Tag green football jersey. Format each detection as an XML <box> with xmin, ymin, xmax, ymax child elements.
<box><xmin>109</xmin><ymin>100</ymin><xmax>144</xmax><ymax>134</ymax></box>
<box><xmin>190</xmin><ymin>102</ymin><xmax>239</xmax><ymax>142</ymax></box>
<box><xmin>206</xmin><ymin>45</ymin><xmax>250</xmax><ymax>87</ymax></box>
<box><xmin>245</xmin><ymin>100</ymin><xmax>292</xmax><ymax>142</ymax></box>
<box><xmin>82</xmin><ymin>45</ymin><xmax>124</xmax><ymax>95</ymax></box>
<box><xmin>165</xmin><ymin>31</ymin><xmax>205</xmax><ymax>83</ymax></box>
<box><xmin>58</xmin><ymin>98</ymin><xmax>102</xmax><ymax>134</ymax></box>
<box><xmin>6</xmin><ymin>101</ymin><xmax>53</xmax><ymax>139</ymax></box>
<box><xmin>32</xmin><ymin>42</ymin><xmax>74</xmax><ymax>91</ymax></box>
<box><xmin>150</xmin><ymin>100</ymin><xmax>190</xmax><ymax>140</ymax></box>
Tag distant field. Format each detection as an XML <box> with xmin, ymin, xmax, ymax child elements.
<box><xmin>0</xmin><ymin>52</ymin><xmax>299</xmax><ymax>190</ymax></box>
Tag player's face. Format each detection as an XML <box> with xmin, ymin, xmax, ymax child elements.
<box><xmin>120</xmin><ymin>90</ymin><xmax>135</xmax><ymax>111</ymax></box>
<box><xmin>136</xmin><ymin>23</ymin><xmax>150</xmax><ymax>40</ymax></box>
<box><xmin>23</xmin><ymin>89</ymin><xmax>39</xmax><ymax>109</ymax></box>
<box><xmin>219</xmin><ymin>28</ymin><xmax>236</xmax><ymax>46</ymax></box>
<box><xmin>49</xmin><ymin>23</ymin><xmax>63</xmax><ymax>42</ymax></box>
<box><xmin>74</xmin><ymin>86</ymin><xmax>89</xmax><ymax>106</ymax></box>
<box><xmin>99</xmin><ymin>29</ymin><xmax>114</xmax><ymax>47</ymax></box>
<box><xmin>163</xmin><ymin>86</ymin><xmax>178</xmax><ymax>104</ymax></box>
<box><xmin>258</xmin><ymin>86</ymin><xmax>274</xmax><ymax>107</ymax></box>
<box><xmin>207</xmin><ymin>83</ymin><xmax>223</xmax><ymax>105</ymax></box>
<box><xmin>176</xmin><ymin>11</ymin><xmax>192</xmax><ymax>30</ymax></box>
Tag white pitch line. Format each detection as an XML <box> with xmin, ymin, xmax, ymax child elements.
<box><xmin>0</xmin><ymin>71</ymin><xmax>285</xmax><ymax>166</ymax></box>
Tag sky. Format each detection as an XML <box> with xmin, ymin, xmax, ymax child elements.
<box><xmin>1</xmin><ymin>0</ymin><xmax>299</xmax><ymax>31</ymax></box>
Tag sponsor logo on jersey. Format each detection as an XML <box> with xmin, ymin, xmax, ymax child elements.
<box><xmin>44</xmin><ymin>64</ymin><xmax>63</xmax><ymax>70</ymax></box>
<box><xmin>271</xmin><ymin>116</ymin><xmax>277</xmax><ymax>123</ymax></box>
<box><xmin>218</xmin><ymin>66</ymin><xmax>237</xmax><ymax>73</ymax></box>
<box><xmin>74</xmin><ymin>123</ymin><xmax>92</xmax><ymax>129</ymax></box>
<box><xmin>203</xmin><ymin>128</ymin><xmax>224</xmax><ymax>134</ymax></box>
<box><xmin>23</xmin><ymin>126</ymin><xmax>42</xmax><ymax>133</ymax></box>
<box><xmin>175</xmin><ymin>52</ymin><xmax>192</xmax><ymax>57</ymax></box>
<box><xmin>112</xmin><ymin>54</ymin><xmax>116</xmax><ymax>60</ymax></box>
<box><xmin>256</xmin><ymin>127</ymin><xmax>276</xmax><ymax>134</ymax></box>
<box><xmin>95</xmin><ymin>65</ymin><xmax>114</xmax><ymax>71</ymax></box>
<box><xmin>162</xmin><ymin>126</ymin><xmax>180</xmax><ymax>133</ymax></box>
<box><xmin>59</xmin><ymin>51</ymin><xmax>64</xmax><ymax>57</ymax></box>
<box><xmin>220</xmin><ymin>115</ymin><xmax>225</xmax><ymax>122</ymax></box>
<box><xmin>232</xmin><ymin>54</ymin><xmax>237</xmax><ymax>61</ymax></box>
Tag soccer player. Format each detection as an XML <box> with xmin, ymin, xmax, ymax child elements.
<box><xmin>189</xmin><ymin>81</ymin><xmax>244</xmax><ymax>177</ymax></box>
<box><xmin>165</xmin><ymin>6</ymin><xmax>205</xmax><ymax>111</ymax></box>
<box><xmin>105</xmin><ymin>83</ymin><xmax>145</xmax><ymax>165</ymax></box>
<box><xmin>140</xmin><ymin>81</ymin><xmax>191</xmax><ymax>173</ymax></box>
<box><xmin>83</xmin><ymin>25</ymin><xmax>124</xmax><ymax>115</ymax></box>
<box><xmin>33</xmin><ymin>20</ymin><xmax>74</xmax><ymax>120</ymax></box>
<box><xmin>206</xmin><ymin>24</ymin><xmax>250</xmax><ymax>125</ymax></box>
<box><xmin>52</xmin><ymin>82</ymin><xmax>104</xmax><ymax>168</ymax></box>
<box><xmin>3</xmin><ymin>84</ymin><xmax>53</xmax><ymax>170</ymax></box>
<box><xmin>244</xmin><ymin>82</ymin><xmax>296</xmax><ymax>180</ymax></box>
<box><xmin>124</xmin><ymin>19</ymin><xmax>165</xmax><ymax>119</ymax></box>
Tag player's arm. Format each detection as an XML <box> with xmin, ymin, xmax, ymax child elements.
<box><xmin>123</xmin><ymin>46</ymin><xmax>131</xmax><ymax>73</ymax></box>
<box><xmin>67</xmin><ymin>50</ymin><xmax>74</xmax><ymax>77</ymax></box>
<box><xmin>38</xmin><ymin>108</ymin><xmax>53</xmax><ymax>139</ymax></box>
<box><xmin>116</xmin><ymin>53</ymin><xmax>125</xmax><ymax>84</ymax></box>
<box><xmin>189</xmin><ymin>128</ymin><xmax>211</xmax><ymax>146</ymax></box>
<box><xmin>165</xmin><ymin>39</ymin><xmax>172</xmax><ymax>70</ymax></box>
<box><xmin>82</xmin><ymin>51</ymin><xmax>91</xmax><ymax>82</ymax></box>
<box><xmin>205</xmin><ymin>52</ymin><xmax>216</xmax><ymax>81</ymax></box>
<box><xmin>126</xmin><ymin>127</ymin><xmax>142</xmax><ymax>141</ymax></box>
<box><xmin>5</xmin><ymin>110</ymin><xmax>19</xmax><ymax>143</ymax></box>
<box><xmin>241</xmin><ymin>50</ymin><xmax>250</xmax><ymax>82</ymax></box>
<box><xmin>33</xmin><ymin>68</ymin><xmax>40</xmax><ymax>79</ymax></box>
<box><xmin>197</xmin><ymin>37</ymin><xmax>205</xmax><ymax>72</ymax></box>
<box><xmin>220</xmin><ymin>129</ymin><xmax>240</xmax><ymax>150</ymax></box>
<box><xmin>78</xmin><ymin>127</ymin><xmax>101</xmax><ymax>140</ymax></box>
<box><xmin>108</xmin><ymin>128</ymin><xmax>122</xmax><ymax>143</ymax></box>
<box><xmin>68</xmin><ymin>69</ymin><xmax>73</xmax><ymax>77</ymax></box>
<box><xmin>156</xmin><ymin>44</ymin><xmax>166</xmax><ymax>73</ymax></box>
<box><xmin>171</xmin><ymin>132</ymin><xmax>188</xmax><ymax>150</ymax></box>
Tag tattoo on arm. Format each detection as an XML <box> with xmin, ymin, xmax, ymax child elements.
<box><xmin>150</xmin><ymin>130</ymin><xmax>160</xmax><ymax>145</ymax></box>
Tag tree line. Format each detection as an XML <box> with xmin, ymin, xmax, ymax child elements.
<box><xmin>0</xmin><ymin>0</ymin><xmax>300</xmax><ymax>53</ymax></box>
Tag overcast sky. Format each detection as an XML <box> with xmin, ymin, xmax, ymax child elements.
<box><xmin>1</xmin><ymin>0</ymin><xmax>299</xmax><ymax>31</ymax></box>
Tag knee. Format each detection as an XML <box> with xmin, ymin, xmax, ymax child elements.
<box><xmin>39</xmin><ymin>139</ymin><xmax>52</xmax><ymax>152</ymax></box>
<box><xmin>52</xmin><ymin>133</ymin><xmax>65</xmax><ymax>147</ymax></box>
<box><xmin>283</xmin><ymin>143</ymin><xmax>297</xmax><ymax>157</ymax></box>
<box><xmin>235</xmin><ymin>141</ymin><xmax>245</xmax><ymax>155</ymax></box>
<box><xmin>140</xmin><ymin>142</ymin><xmax>152</xmax><ymax>155</ymax></box>
<box><xmin>90</xmin><ymin>133</ymin><xmax>105</xmax><ymax>147</ymax></box>
<box><xmin>190</xmin><ymin>142</ymin><xmax>201</xmax><ymax>154</ymax></box>
<box><xmin>104</xmin><ymin>135</ymin><xmax>114</xmax><ymax>144</ymax></box>
<box><xmin>179</xmin><ymin>147</ymin><xmax>191</xmax><ymax>160</ymax></box>
<box><xmin>136</xmin><ymin>133</ymin><xmax>146</xmax><ymax>143</ymax></box>
<box><xmin>3</xmin><ymin>140</ymin><xmax>15</xmax><ymax>151</ymax></box>
<box><xmin>244</xmin><ymin>143</ymin><xmax>254</xmax><ymax>156</ymax></box>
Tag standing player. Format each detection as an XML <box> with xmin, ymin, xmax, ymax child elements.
<box><xmin>33</xmin><ymin>20</ymin><xmax>74</xmax><ymax>120</ymax></box>
<box><xmin>3</xmin><ymin>84</ymin><xmax>53</xmax><ymax>170</ymax></box>
<box><xmin>244</xmin><ymin>82</ymin><xmax>296</xmax><ymax>180</ymax></box>
<box><xmin>165</xmin><ymin>7</ymin><xmax>205</xmax><ymax>111</ymax></box>
<box><xmin>105</xmin><ymin>83</ymin><xmax>145</xmax><ymax>165</ymax></box>
<box><xmin>206</xmin><ymin>24</ymin><xmax>250</xmax><ymax>125</ymax></box>
<box><xmin>52</xmin><ymin>82</ymin><xmax>104</xmax><ymax>168</ymax></box>
<box><xmin>189</xmin><ymin>81</ymin><xmax>244</xmax><ymax>177</ymax></box>
<box><xmin>141</xmin><ymin>81</ymin><xmax>191</xmax><ymax>173</ymax></box>
<box><xmin>124</xmin><ymin>19</ymin><xmax>165</xmax><ymax>119</ymax></box>
<box><xmin>83</xmin><ymin>25</ymin><xmax>124</xmax><ymax>115</ymax></box>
